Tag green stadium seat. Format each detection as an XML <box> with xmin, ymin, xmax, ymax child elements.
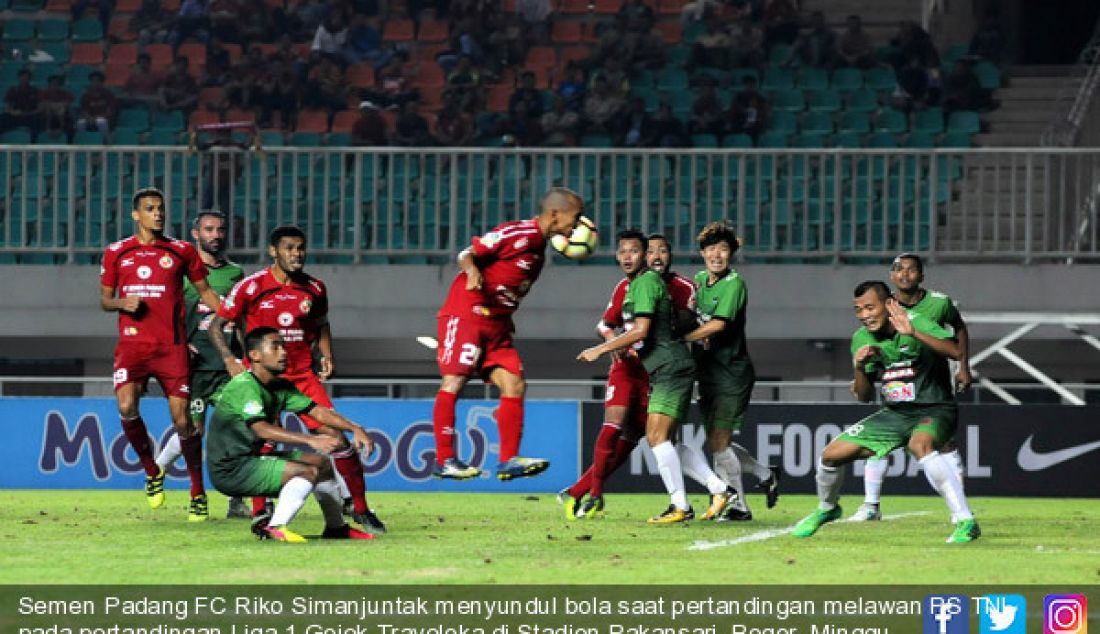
<box><xmin>797</xmin><ymin>67</ymin><xmax>829</xmax><ymax>91</ymax></box>
<box><xmin>874</xmin><ymin>109</ymin><xmax>908</xmax><ymax>134</ymax></box>
<box><xmin>259</xmin><ymin>131</ymin><xmax>285</xmax><ymax>146</ymax></box>
<box><xmin>722</xmin><ymin>133</ymin><xmax>753</xmax><ymax>148</ymax></box>
<box><xmin>111</xmin><ymin>128</ymin><xmax>143</xmax><ymax>145</ymax></box>
<box><xmin>729</xmin><ymin>68</ymin><xmax>759</xmax><ymax>87</ymax></box>
<box><xmin>846</xmin><ymin>88</ymin><xmax>878</xmax><ymax>113</ymax></box>
<box><xmin>831</xmin><ymin>67</ymin><xmax>863</xmax><ymax>92</ymax></box>
<box><xmin>938</xmin><ymin>131</ymin><xmax>973</xmax><ymax>147</ymax></box>
<box><xmin>947</xmin><ymin>110</ymin><xmax>981</xmax><ymax>134</ymax></box>
<box><xmin>838</xmin><ymin>111</ymin><xmax>870</xmax><ymax>134</ymax></box>
<box><xmin>912</xmin><ymin>108</ymin><xmax>944</xmax><ymax>134</ymax></box>
<box><xmin>152</xmin><ymin>110</ymin><xmax>185</xmax><ymax>131</ymax></box>
<box><xmin>767</xmin><ymin>111</ymin><xmax>798</xmax><ymax>133</ymax></box>
<box><xmin>581</xmin><ymin>134</ymin><xmax>612</xmax><ymax>147</ymax></box>
<box><xmin>772</xmin><ymin>88</ymin><xmax>805</xmax><ymax>112</ymax></box>
<box><xmin>761</xmin><ymin>68</ymin><xmax>794</xmax><ymax>91</ymax></box>
<box><xmin>70</xmin><ymin>18</ymin><xmax>104</xmax><ymax>42</ymax></box>
<box><xmin>800</xmin><ymin>111</ymin><xmax>833</xmax><ymax>135</ymax></box>
<box><xmin>863</xmin><ymin>66</ymin><xmax>896</xmax><ymax>92</ymax></box>
<box><xmin>790</xmin><ymin>133</ymin><xmax>827</xmax><ymax>148</ymax></box>
<box><xmin>3</xmin><ymin>19</ymin><xmax>35</xmax><ymax>41</ymax></box>
<box><xmin>832</xmin><ymin>131</ymin><xmax>864</xmax><ymax>147</ymax></box>
<box><xmin>867</xmin><ymin>132</ymin><xmax>898</xmax><ymax>148</ymax></box>
<box><xmin>942</xmin><ymin>44</ymin><xmax>968</xmax><ymax>66</ymax></box>
<box><xmin>767</xmin><ymin>44</ymin><xmax>792</xmax><ymax>67</ymax></box>
<box><xmin>30</xmin><ymin>63</ymin><xmax>64</xmax><ymax>83</ymax></box>
<box><xmin>10</xmin><ymin>0</ymin><xmax>44</xmax><ymax>11</ymax></box>
<box><xmin>903</xmin><ymin>131</ymin><xmax>936</xmax><ymax>148</ymax></box>
<box><xmin>657</xmin><ymin>68</ymin><xmax>688</xmax><ymax>90</ymax></box>
<box><xmin>36</xmin><ymin>19</ymin><xmax>70</xmax><ymax>42</ymax></box>
<box><xmin>117</xmin><ymin>107</ymin><xmax>150</xmax><ymax>131</ymax></box>
<box><xmin>73</xmin><ymin>130</ymin><xmax>105</xmax><ymax>145</ymax></box>
<box><xmin>974</xmin><ymin>62</ymin><xmax>1001</xmax><ymax>90</ymax></box>
<box><xmin>667</xmin><ymin>46</ymin><xmax>691</xmax><ymax>67</ymax></box>
<box><xmin>38</xmin><ymin>42</ymin><xmax>70</xmax><ymax>64</ymax></box>
<box><xmin>147</xmin><ymin>129</ymin><xmax>183</xmax><ymax>145</ymax></box>
<box><xmin>691</xmin><ymin>134</ymin><xmax>719</xmax><ymax>148</ymax></box>
<box><xmin>757</xmin><ymin>131</ymin><xmax>789</xmax><ymax>148</ymax></box>
<box><xmin>807</xmin><ymin>89</ymin><xmax>841</xmax><ymax>112</ymax></box>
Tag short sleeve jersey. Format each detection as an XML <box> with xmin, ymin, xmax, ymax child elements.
<box><xmin>850</xmin><ymin>313</ymin><xmax>955</xmax><ymax>408</ymax></box>
<box><xmin>692</xmin><ymin>268</ymin><xmax>752</xmax><ymax>369</ymax></box>
<box><xmin>206</xmin><ymin>371</ymin><xmax>315</xmax><ymax>470</ymax></box>
<box><xmin>903</xmin><ymin>289</ymin><xmax>961</xmax><ymax>329</ymax></box>
<box><xmin>438</xmin><ymin>218</ymin><xmax>546</xmax><ymax>320</ymax></box>
<box><xmin>622</xmin><ymin>270</ymin><xmax>690</xmax><ymax>373</ymax></box>
<box><xmin>185</xmin><ymin>260</ymin><xmax>245</xmax><ymax>371</ymax></box>
<box><xmin>217</xmin><ymin>268</ymin><xmax>329</xmax><ymax>375</ymax></box>
<box><xmin>101</xmin><ymin>235</ymin><xmax>206</xmax><ymax>345</ymax></box>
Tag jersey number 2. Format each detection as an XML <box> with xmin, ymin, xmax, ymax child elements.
<box><xmin>459</xmin><ymin>343</ymin><xmax>481</xmax><ymax>366</ymax></box>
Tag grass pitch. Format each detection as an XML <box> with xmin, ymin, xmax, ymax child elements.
<box><xmin>1</xmin><ymin>490</ymin><xmax>1097</xmax><ymax>585</ymax></box>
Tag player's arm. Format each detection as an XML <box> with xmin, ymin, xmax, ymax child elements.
<box><xmin>250</xmin><ymin>420</ymin><xmax>341</xmax><ymax>454</ymax></box>
<box><xmin>208</xmin><ymin>314</ymin><xmax>245</xmax><ymax>376</ymax></box>
<box><xmin>457</xmin><ymin>248</ymin><xmax>482</xmax><ymax>291</ymax></box>
<box><xmin>887</xmin><ymin>301</ymin><xmax>961</xmax><ymax>360</ymax></box>
<box><xmin>190</xmin><ymin>277</ymin><xmax>221</xmax><ymax>312</ymax></box>
<box><xmin>301</xmin><ymin>405</ymin><xmax>374</xmax><ymax>455</ymax></box>
<box><xmin>578</xmin><ymin>316</ymin><xmax>649</xmax><ymax>362</ymax></box>
<box><xmin>100</xmin><ymin>285</ymin><xmax>141</xmax><ymax>313</ymax></box>
<box><xmin>316</xmin><ymin>320</ymin><xmax>335</xmax><ymax>380</ymax></box>
<box><xmin>949</xmin><ymin>311</ymin><xmax>972</xmax><ymax>391</ymax></box>
<box><xmin>850</xmin><ymin>346</ymin><xmax>878</xmax><ymax>402</ymax></box>
<box><xmin>683</xmin><ymin>318</ymin><xmax>724</xmax><ymax>342</ymax></box>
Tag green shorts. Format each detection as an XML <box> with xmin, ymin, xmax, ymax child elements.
<box><xmin>647</xmin><ymin>357</ymin><xmax>695</xmax><ymax>421</ymax></box>
<box><xmin>836</xmin><ymin>404</ymin><xmax>958</xmax><ymax>458</ymax></box>
<box><xmin>697</xmin><ymin>361</ymin><xmax>755</xmax><ymax>432</ymax></box>
<box><xmin>210</xmin><ymin>449</ymin><xmax>303</xmax><ymax>498</ymax></box>
<box><xmin>189</xmin><ymin>370</ymin><xmax>231</xmax><ymax>424</ymax></box>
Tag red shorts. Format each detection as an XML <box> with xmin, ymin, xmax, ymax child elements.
<box><xmin>286</xmin><ymin>370</ymin><xmax>333</xmax><ymax>431</ymax></box>
<box><xmin>436</xmin><ymin>314</ymin><xmax>524</xmax><ymax>380</ymax></box>
<box><xmin>113</xmin><ymin>342</ymin><xmax>191</xmax><ymax>400</ymax></box>
<box><xmin>605</xmin><ymin>356</ymin><xmax>649</xmax><ymax>436</ymax></box>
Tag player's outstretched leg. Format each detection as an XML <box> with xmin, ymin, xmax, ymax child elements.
<box><xmin>851</xmin><ymin>456</ymin><xmax>886</xmax><ymax>522</ymax></box>
<box><xmin>120</xmin><ymin>412</ymin><xmax>164</xmax><ymax>508</ymax></box>
<box><xmin>918</xmin><ymin>451</ymin><xmax>980</xmax><ymax>543</ymax></box>
<box><xmin>647</xmin><ymin>441</ymin><xmax>693</xmax><ymax>524</ymax></box>
<box><xmin>315</xmin><ymin>478</ymin><xmax>375</xmax><ymax>540</ymax></box>
<box><xmin>432</xmin><ymin>388</ymin><xmax>482</xmax><ymax>479</ymax></box>
<box><xmin>792</xmin><ymin>457</ymin><xmax>847</xmax><ymax>538</ymax></box>
<box><xmin>492</xmin><ymin>373</ymin><xmax>549</xmax><ymax>480</ymax></box>
<box><xmin>677</xmin><ymin>444</ymin><xmax>736</xmax><ymax>520</ymax></box>
<box><xmin>730</xmin><ymin>442</ymin><xmax>781</xmax><ymax>509</ymax></box>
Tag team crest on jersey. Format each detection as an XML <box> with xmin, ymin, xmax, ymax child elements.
<box><xmin>299</xmin><ymin>299</ymin><xmax>312</xmax><ymax>314</ymax></box>
<box><xmin>223</xmin><ymin>296</ymin><xmax>234</xmax><ymax>309</ymax></box>
<box><xmin>124</xmin><ymin>326</ymin><xmax>138</xmax><ymax>336</ymax></box>
<box><xmin>278</xmin><ymin>312</ymin><xmax>294</xmax><ymax>327</ymax></box>
<box><xmin>243</xmin><ymin>401</ymin><xmax>262</xmax><ymax>416</ymax></box>
<box><xmin>159</xmin><ymin>254</ymin><xmax>174</xmax><ymax>269</ymax></box>
<box><xmin>137</xmin><ymin>266</ymin><xmax>152</xmax><ymax>279</ymax></box>
<box><xmin>515</xmin><ymin>237</ymin><xmax>529</xmax><ymax>249</ymax></box>
<box><xmin>480</xmin><ymin>231</ymin><xmax>501</xmax><ymax>247</ymax></box>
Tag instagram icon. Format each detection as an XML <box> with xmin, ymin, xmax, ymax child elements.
<box><xmin>1045</xmin><ymin>595</ymin><xmax>1088</xmax><ymax>634</ymax></box>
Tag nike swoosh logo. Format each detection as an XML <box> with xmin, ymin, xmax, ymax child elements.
<box><xmin>1017</xmin><ymin>436</ymin><xmax>1100</xmax><ymax>471</ymax></box>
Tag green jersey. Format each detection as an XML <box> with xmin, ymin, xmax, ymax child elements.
<box><xmin>692</xmin><ymin>268</ymin><xmax>752</xmax><ymax>370</ymax></box>
<box><xmin>185</xmin><ymin>259</ymin><xmax>244</xmax><ymax>371</ymax></box>
<box><xmin>206</xmin><ymin>371</ymin><xmax>315</xmax><ymax>472</ymax></box>
<box><xmin>850</xmin><ymin>313</ymin><xmax>956</xmax><ymax>408</ymax></box>
<box><xmin>622</xmin><ymin>270</ymin><xmax>691</xmax><ymax>373</ymax></box>
<box><xmin>902</xmin><ymin>288</ymin><xmax>961</xmax><ymax>329</ymax></box>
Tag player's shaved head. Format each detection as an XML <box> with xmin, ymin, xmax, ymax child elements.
<box><xmin>891</xmin><ymin>252</ymin><xmax>923</xmax><ymax>273</ymax></box>
<box><xmin>246</xmin><ymin>326</ymin><xmax>280</xmax><ymax>352</ymax></box>
<box><xmin>541</xmin><ymin>187</ymin><xmax>584</xmax><ymax>212</ymax></box>
<box><xmin>854</xmin><ymin>280</ymin><xmax>891</xmax><ymax>301</ymax></box>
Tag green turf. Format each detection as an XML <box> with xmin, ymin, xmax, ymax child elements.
<box><xmin>2</xmin><ymin>490</ymin><xmax>1097</xmax><ymax>584</ymax></box>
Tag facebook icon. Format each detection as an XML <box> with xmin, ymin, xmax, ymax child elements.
<box><xmin>924</xmin><ymin>595</ymin><xmax>969</xmax><ymax>634</ymax></box>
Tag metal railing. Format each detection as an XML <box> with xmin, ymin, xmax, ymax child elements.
<box><xmin>1042</xmin><ymin>15</ymin><xmax>1100</xmax><ymax>147</ymax></box>
<box><xmin>3</xmin><ymin>146</ymin><xmax>1100</xmax><ymax>264</ymax></box>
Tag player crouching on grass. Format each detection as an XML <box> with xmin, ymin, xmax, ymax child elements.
<box><xmin>206</xmin><ymin>327</ymin><xmax>376</xmax><ymax>543</ymax></box>
<box><xmin>792</xmin><ymin>281</ymin><xmax>981</xmax><ymax>544</ymax></box>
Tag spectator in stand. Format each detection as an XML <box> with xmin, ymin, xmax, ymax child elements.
<box><xmin>351</xmin><ymin>100</ymin><xmax>388</xmax><ymax>146</ymax></box>
<box><xmin>592</xmin><ymin>23</ymin><xmax>624</xmax><ymax>68</ymax></box>
<box><xmin>169</xmin><ymin>0</ymin><xmax>210</xmax><ymax>49</ymax></box>
<box><xmin>517</xmin><ymin>0</ymin><xmax>552</xmax><ymax>43</ymax></box>
<box><xmin>690</xmin><ymin>82</ymin><xmax>724</xmax><ymax>136</ymax></box>
<box><xmin>762</xmin><ymin>0</ymin><xmax>800</xmax><ymax>48</ymax></box>
<box><xmin>487</xmin><ymin>14</ymin><xmax>527</xmax><ymax>70</ymax></box>
<box><xmin>584</xmin><ymin>75</ymin><xmax>624</xmax><ymax>134</ymax></box>
<box><xmin>270</xmin><ymin>34</ymin><xmax>307</xmax><ymax>75</ymax></box>
<box><xmin>445</xmin><ymin>55</ymin><xmax>484</xmax><ymax>111</ymax></box>
<box><xmin>72</xmin><ymin>0</ymin><xmax>111</xmax><ymax>30</ymax></box>
<box><xmin>201</xmin><ymin>45</ymin><xmax>233</xmax><ymax>88</ymax></box>
<box><xmin>286</xmin><ymin>0</ymin><xmax>330</xmax><ymax>40</ymax></box>
<box><xmin>969</xmin><ymin>13</ymin><xmax>1005</xmax><ymax>65</ymax></box>
<box><xmin>943</xmin><ymin>59</ymin><xmax>993</xmax><ymax>113</ymax></box>
<box><xmin>789</xmin><ymin>11</ymin><xmax>837</xmax><ymax>67</ymax></box>
<box><xmin>836</xmin><ymin>15</ymin><xmax>875</xmax><ymax>69</ymax></box>
<box><xmin>393</xmin><ymin>101</ymin><xmax>437</xmax><ymax>146</ymax></box>
<box><xmin>619</xmin><ymin>0</ymin><xmax>654</xmax><ymax>35</ymax></box>
<box><xmin>226</xmin><ymin>46</ymin><xmax>268</xmax><ymax>111</ymax></box>
<box><xmin>624</xmin><ymin>27</ymin><xmax>666</xmax><ymax>71</ymax></box>
<box><xmin>890</xmin><ymin>21</ymin><xmax>941</xmax><ymax>70</ymax></box>
<box><xmin>590</xmin><ymin>57</ymin><xmax>630</xmax><ymax>99</ymax></box>
<box><xmin>540</xmin><ymin>95</ymin><xmax>579</xmax><ymax>146</ymax></box>
<box><xmin>208</xmin><ymin>0</ymin><xmax>241</xmax><ymax>44</ymax></box>
<box><xmin>506</xmin><ymin>98</ymin><xmax>542</xmax><ymax>146</ymax></box>
<box><xmin>364</xmin><ymin>55</ymin><xmax>419</xmax><ymax>109</ymax></box>
<box><xmin>616</xmin><ymin>96</ymin><xmax>650</xmax><ymax>147</ymax></box>
<box><xmin>312</xmin><ymin>10</ymin><xmax>350</xmax><ymax>64</ymax></box>
<box><xmin>304</xmin><ymin>52</ymin><xmax>349</xmax><ymax>112</ymax></box>
<box><xmin>690</xmin><ymin>19</ymin><xmax>733</xmax><ymax>69</ymax></box>
<box><xmin>729</xmin><ymin>18</ymin><xmax>765</xmax><ymax>67</ymax></box>
<box><xmin>39</xmin><ymin>75</ymin><xmax>74</xmax><ymax>138</ymax></box>
<box><xmin>892</xmin><ymin>55</ymin><xmax>938</xmax><ymax>113</ymax></box>
<box><xmin>435</xmin><ymin>94</ymin><xmax>476</xmax><ymax>146</ymax></box>
<box><xmin>257</xmin><ymin>60</ymin><xmax>301</xmax><ymax>128</ymax></box>
<box><xmin>131</xmin><ymin>0</ymin><xmax>175</xmax><ymax>45</ymax></box>
<box><xmin>238</xmin><ymin>0</ymin><xmax>273</xmax><ymax>49</ymax></box>
<box><xmin>509</xmin><ymin>70</ymin><xmax>544</xmax><ymax>121</ymax></box>
<box><xmin>728</xmin><ymin>75</ymin><xmax>768</xmax><ymax>140</ymax></box>
<box><xmin>647</xmin><ymin>102</ymin><xmax>687</xmax><ymax>147</ymax></box>
<box><xmin>346</xmin><ymin>15</ymin><xmax>390</xmax><ymax>67</ymax></box>
<box><xmin>75</xmin><ymin>71</ymin><xmax>118</xmax><ymax>137</ymax></box>
<box><xmin>557</xmin><ymin>65</ymin><xmax>586</xmax><ymax>111</ymax></box>
<box><xmin>124</xmin><ymin>53</ymin><xmax>163</xmax><ymax>110</ymax></box>
<box><xmin>0</xmin><ymin>70</ymin><xmax>41</xmax><ymax>136</ymax></box>
<box><xmin>160</xmin><ymin>57</ymin><xmax>200</xmax><ymax>114</ymax></box>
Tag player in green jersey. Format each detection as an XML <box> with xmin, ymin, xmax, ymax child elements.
<box><xmin>792</xmin><ymin>281</ymin><xmax>980</xmax><ymax>543</ymax></box>
<box><xmin>207</xmin><ymin>327</ymin><xmax>375</xmax><ymax>543</ymax></box>
<box><xmin>851</xmin><ymin>254</ymin><xmax>972</xmax><ymax>522</ymax></box>
<box><xmin>578</xmin><ymin>267</ymin><xmax>731</xmax><ymax>525</ymax></box>
<box><xmin>152</xmin><ymin>210</ymin><xmax>245</xmax><ymax>522</ymax></box>
<box><xmin>681</xmin><ymin>222</ymin><xmax>779</xmax><ymax>521</ymax></box>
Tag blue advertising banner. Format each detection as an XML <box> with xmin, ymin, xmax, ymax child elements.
<box><xmin>0</xmin><ymin>398</ymin><xmax>580</xmax><ymax>492</ymax></box>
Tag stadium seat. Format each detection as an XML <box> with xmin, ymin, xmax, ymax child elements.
<box><xmin>295</xmin><ymin>110</ymin><xmax>329</xmax><ymax>134</ymax></box>
<box><xmin>107</xmin><ymin>17</ymin><xmax>136</xmax><ymax>41</ymax></box>
<box><xmin>831</xmin><ymin>67</ymin><xmax>863</xmax><ymax>92</ymax></box>
<box><xmin>772</xmin><ymin>89</ymin><xmax>806</xmax><ymax>113</ymax></box>
<box><xmin>70</xmin><ymin>43</ymin><xmax>103</xmax><ymax>65</ymax></box>
<box><xmin>867</xmin><ymin>132</ymin><xmax>898</xmax><ymax>148</ymax></box>
<box><xmin>938</xmin><ymin>131</ymin><xmax>973</xmax><ymax>147</ymax></box>
<box><xmin>73</xmin><ymin>130</ymin><xmax>105</xmax><ymax>145</ymax></box>
<box><xmin>807</xmin><ymin>89</ymin><xmax>841</xmax><ymax>112</ymax></box>
<box><xmin>757</xmin><ymin>131</ymin><xmax>789</xmax><ymax>148</ymax></box>
<box><xmin>70</xmin><ymin>17</ymin><xmax>103</xmax><ymax>41</ymax></box>
<box><xmin>797</xmin><ymin>67</ymin><xmax>829</xmax><ymax>91</ymax></box>
<box><xmin>722</xmin><ymin>133</ymin><xmax>753</xmax><ymax>148</ymax></box>
<box><xmin>864</xmin><ymin>66</ymin><xmax>896</xmax><ymax>92</ymax></box>
<box><xmin>974</xmin><ymin>62</ymin><xmax>1001</xmax><ymax>90</ymax></box>
<box><xmin>790</xmin><ymin>133</ymin><xmax>827</xmax><ymax>148</ymax></box>
<box><xmin>947</xmin><ymin>110</ymin><xmax>981</xmax><ymax>135</ymax></box>
<box><xmin>800</xmin><ymin>111</ymin><xmax>833</xmax><ymax>135</ymax></box>
<box><xmin>146</xmin><ymin>44</ymin><xmax>173</xmax><ymax>69</ymax></box>
<box><xmin>560</xmin><ymin>0</ymin><xmax>587</xmax><ymax>12</ymax></box>
<box><xmin>875</xmin><ymin>109</ymin><xmax>908</xmax><ymax>134</ymax></box>
<box><xmin>178</xmin><ymin>42</ymin><xmax>206</xmax><ymax>69</ymax></box>
<box><xmin>104</xmin><ymin>63</ymin><xmax>129</xmax><ymax>87</ymax></box>
<box><xmin>846</xmin><ymin>88</ymin><xmax>878</xmax><ymax>113</ymax></box>
<box><xmin>658</xmin><ymin>68</ymin><xmax>689</xmax><ymax>91</ymax></box>
<box><xmin>346</xmin><ymin>63</ymin><xmax>374</xmax><ymax>88</ymax></box>
<box><xmin>152</xmin><ymin>110</ymin><xmax>185</xmax><ymax>131</ymax></box>
<box><xmin>36</xmin><ymin>19</ymin><xmax>69</xmax><ymax>41</ymax></box>
<box><xmin>107</xmin><ymin>44</ymin><xmax>138</xmax><ymax>66</ymax></box>
<box><xmin>903</xmin><ymin>131</ymin><xmax>936</xmax><ymax>148</ymax></box>
<box><xmin>3</xmin><ymin>19</ymin><xmax>34</xmax><ymax>41</ymax></box>
<box><xmin>552</xmin><ymin>21</ymin><xmax>582</xmax><ymax>43</ymax></box>
<box><xmin>30</xmin><ymin>63</ymin><xmax>63</xmax><ymax>83</ymax></box>
<box><xmin>115</xmin><ymin>0</ymin><xmax>142</xmax><ymax>10</ymax></box>
<box><xmin>382</xmin><ymin>20</ymin><xmax>414</xmax><ymax>41</ymax></box>
<box><xmin>189</xmin><ymin>110</ymin><xmax>220</xmax><ymax>128</ymax></box>
<box><xmin>117</xmin><ymin>107</ymin><xmax>150</xmax><ymax>130</ymax></box>
<box><xmin>39</xmin><ymin>42</ymin><xmax>71</xmax><ymax>64</ymax></box>
<box><xmin>761</xmin><ymin>68</ymin><xmax>794</xmax><ymax>91</ymax></box>
<box><xmin>111</xmin><ymin>128</ymin><xmax>144</xmax><ymax>145</ymax></box>
<box><xmin>691</xmin><ymin>134</ymin><xmax>719</xmax><ymax>148</ymax></box>
<box><xmin>581</xmin><ymin>134</ymin><xmax>612</xmax><ymax>147</ymax></box>
<box><xmin>414</xmin><ymin>64</ymin><xmax>445</xmax><ymax>88</ymax></box>
<box><xmin>655</xmin><ymin>22</ymin><xmax>681</xmax><ymax>44</ymax></box>
<box><xmin>729</xmin><ymin>68</ymin><xmax>759</xmax><ymax>87</ymax></box>
<box><xmin>767</xmin><ymin>44</ymin><xmax>792</xmax><ymax>67</ymax></box>
<box><xmin>527</xmin><ymin>46</ymin><xmax>556</xmax><ymax>70</ymax></box>
<box><xmin>767</xmin><ymin>111</ymin><xmax>798</xmax><ymax>133</ymax></box>
<box><xmin>832</xmin><ymin>131</ymin><xmax>864</xmax><ymax>147</ymax></box>
<box><xmin>418</xmin><ymin>20</ymin><xmax>449</xmax><ymax>42</ymax></box>
<box><xmin>838</xmin><ymin>111</ymin><xmax>871</xmax><ymax>134</ymax></box>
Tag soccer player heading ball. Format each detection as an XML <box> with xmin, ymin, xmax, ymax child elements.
<box><xmin>432</xmin><ymin>187</ymin><xmax>584</xmax><ymax>481</ymax></box>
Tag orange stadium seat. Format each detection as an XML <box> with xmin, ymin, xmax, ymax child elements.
<box><xmin>414</xmin><ymin>63</ymin><xmax>445</xmax><ymax>88</ymax></box>
<box><xmin>253</xmin><ymin>43</ymin><xmax>276</xmax><ymax>57</ymax></box>
<box><xmin>561</xmin><ymin>0</ymin><xmax>588</xmax><ymax>12</ymax></box>
<box><xmin>418</xmin><ymin>20</ymin><xmax>449</xmax><ymax>42</ymax></box>
<box><xmin>524</xmin><ymin>65</ymin><xmax>551</xmax><ymax>87</ymax></box>
<box><xmin>45</xmin><ymin>0</ymin><xmax>72</xmax><ymax>11</ymax></box>
<box><xmin>383</xmin><ymin>20</ymin><xmax>415</xmax><ymax>42</ymax></box>
<box><xmin>71</xmin><ymin>43</ymin><xmax>104</xmax><ymax>65</ymax></box>
<box><xmin>346</xmin><ymin>63</ymin><xmax>375</xmax><ymax>87</ymax></box>
<box><xmin>487</xmin><ymin>84</ymin><xmax>512</xmax><ymax>112</ymax></box>
<box><xmin>552</xmin><ymin>21</ymin><xmax>583</xmax><ymax>43</ymax></box>
<box><xmin>223</xmin><ymin>43</ymin><xmax>242</xmax><ymax>64</ymax></box>
<box><xmin>560</xmin><ymin>46</ymin><xmax>591</xmax><ymax>67</ymax></box>
<box><xmin>657</xmin><ymin>0</ymin><xmax>682</xmax><ymax>14</ymax></box>
<box><xmin>526</xmin><ymin>46</ymin><xmax>557</xmax><ymax>69</ymax></box>
<box><xmin>162</xmin><ymin>0</ymin><xmax>180</xmax><ymax>10</ymax></box>
<box><xmin>655</xmin><ymin>22</ymin><xmax>681</xmax><ymax>44</ymax></box>
<box><xmin>295</xmin><ymin>110</ymin><xmax>330</xmax><ymax>133</ymax></box>
<box><xmin>107</xmin><ymin>43</ymin><xmax>138</xmax><ymax>66</ymax></box>
<box><xmin>115</xmin><ymin>0</ymin><xmax>142</xmax><ymax>10</ymax></box>
<box><xmin>594</xmin><ymin>0</ymin><xmax>619</xmax><ymax>13</ymax></box>
<box><xmin>108</xmin><ymin>18</ymin><xmax>136</xmax><ymax>42</ymax></box>
<box><xmin>199</xmin><ymin>86</ymin><xmax>225</xmax><ymax>109</ymax></box>
<box><xmin>414</xmin><ymin>44</ymin><xmax>448</xmax><ymax>63</ymax></box>
<box><xmin>146</xmin><ymin>44</ymin><xmax>174</xmax><ymax>69</ymax></box>
<box><xmin>178</xmin><ymin>43</ymin><xmax>207</xmax><ymax>70</ymax></box>
<box><xmin>501</xmin><ymin>0</ymin><xmax>516</xmax><ymax>10</ymax></box>
<box><xmin>189</xmin><ymin>110</ymin><xmax>220</xmax><ymax>128</ymax></box>
<box><xmin>104</xmin><ymin>64</ymin><xmax>129</xmax><ymax>87</ymax></box>
<box><xmin>331</xmin><ymin>110</ymin><xmax>358</xmax><ymax>133</ymax></box>
<box><xmin>420</xmin><ymin>89</ymin><xmax>444</xmax><ymax>111</ymax></box>
<box><xmin>225</xmin><ymin>109</ymin><xmax>256</xmax><ymax>124</ymax></box>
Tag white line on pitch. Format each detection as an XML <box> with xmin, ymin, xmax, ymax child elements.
<box><xmin>688</xmin><ymin>511</ymin><xmax>932</xmax><ymax>551</ymax></box>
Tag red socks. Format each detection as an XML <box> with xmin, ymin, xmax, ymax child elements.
<box><xmin>120</xmin><ymin>416</ymin><xmax>158</xmax><ymax>477</ymax></box>
<box><xmin>179</xmin><ymin>433</ymin><xmax>204</xmax><ymax>497</ymax></box>
<box><xmin>588</xmin><ymin>424</ymin><xmax>622</xmax><ymax>498</ymax></box>
<box><xmin>252</xmin><ymin>442</ymin><xmax>275</xmax><ymax>515</ymax></box>
<box><xmin>333</xmin><ymin>449</ymin><xmax>368</xmax><ymax>513</ymax></box>
<box><xmin>496</xmin><ymin>396</ymin><xmax>524</xmax><ymax>462</ymax></box>
<box><xmin>432</xmin><ymin>390</ymin><xmax>458</xmax><ymax>465</ymax></box>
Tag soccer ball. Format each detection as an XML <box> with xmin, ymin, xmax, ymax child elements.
<box><xmin>551</xmin><ymin>216</ymin><xmax>598</xmax><ymax>260</ymax></box>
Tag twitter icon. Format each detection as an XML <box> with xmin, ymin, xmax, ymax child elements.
<box><xmin>978</xmin><ymin>595</ymin><xmax>1027</xmax><ymax>634</ymax></box>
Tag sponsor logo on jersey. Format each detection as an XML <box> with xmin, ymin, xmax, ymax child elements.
<box><xmin>124</xmin><ymin>327</ymin><xmax>138</xmax><ymax>336</ymax></box>
<box><xmin>137</xmin><ymin>265</ymin><xmax>152</xmax><ymax>280</ymax></box>
<box><xmin>515</xmin><ymin>237</ymin><xmax>529</xmax><ymax>249</ymax></box>
<box><xmin>881</xmin><ymin>367</ymin><xmax>916</xmax><ymax>381</ymax></box>
<box><xmin>112</xmin><ymin>369</ymin><xmax>128</xmax><ymax>385</ymax></box>
<box><xmin>121</xmin><ymin>257</ymin><xmax>135</xmax><ymax>268</ymax></box>
<box><xmin>883</xmin><ymin>381</ymin><xmax>916</xmax><ymax>402</ymax></box>
<box><xmin>277</xmin><ymin>312</ymin><xmax>294</xmax><ymax>327</ymax></box>
<box><xmin>299</xmin><ymin>299</ymin><xmax>312</xmax><ymax>314</ymax></box>
<box><xmin>243</xmin><ymin>401</ymin><xmax>263</xmax><ymax>416</ymax></box>
<box><xmin>260</xmin><ymin>300</ymin><xmax>275</xmax><ymax>309</ymax></box>
<box><xmin>159</xmin><ymin>255</ymin><xmax>174</xmax><ymax>269</ymax></box>
<box><xmin>516</xmin><ymin>258</ymin><xmax>531</xmax><ymax>270</ymax></box>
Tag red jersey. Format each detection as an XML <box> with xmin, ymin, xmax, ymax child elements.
<box><xmin>667</xmin><ymin>272</ymin><xmax>697</xmax><ymax>313</ymax></box>
<box><xmin>439</xmin><ymin>218</ymin><xmax>546</xmax><ymax>321</ymax></box>
<box><xmin>598</xmin><ymin>272</ymin><xmax>696</xmax><ymax>332</ymax></box>
<box><xmin>218</xmin><ymin>267</ymin><xmax>329</xmax><ymax>375</ymax></box>
<box><xmin>101</xmin><ymin>235</ymin><xmax>206</xmax><ymax>345</ymax></box>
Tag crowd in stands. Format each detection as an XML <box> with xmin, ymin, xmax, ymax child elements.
<box><xmin>0</xmin><ymin>0</ymin><xmax>1007</xmax><ymax>147</ymax></box>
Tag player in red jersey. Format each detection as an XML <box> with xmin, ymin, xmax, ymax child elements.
<box><xmin>432</xmin><ymin>187</ymin><xmax>584</xmax><ymax>481</ymax></box>
<box><xmin>209</xmin><ymin>226</ymin><xmax>385</xmax><ymax>534</ymax></box>
<box><xmin>558</xmin><ymin>229</ymin><xmax>651</xmax><ymax>519</ymax></box>
<box><xmin>100</xmin><ymin>187</ymin><xmax>221</xmax><ymax>518</ymax></box>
